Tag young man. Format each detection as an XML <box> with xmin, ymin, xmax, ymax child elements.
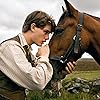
<box><xmin>0</xmin><ymin>11</ymin><xmax>76</xmax><ymax>100</ymax></box>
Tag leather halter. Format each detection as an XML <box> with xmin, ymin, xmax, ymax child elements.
<box><xmin>50</xmin><ymin>13</ymin><xmax>84</xmax><ymax>65</ymax></box>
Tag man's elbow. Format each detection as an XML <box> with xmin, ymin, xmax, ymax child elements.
<box><xmin>35</xmin><ymin>82</ymin><xmax>47</xmax><ymax>90</ymax></box>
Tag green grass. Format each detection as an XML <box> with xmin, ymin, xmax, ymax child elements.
<box><xmin>27</xmin><ymin>70</ymin><xmax>100</xmax><ymax>100</ymax></box>
<box><xmin>27</xmin><ymin>91</ymin><xmax>98</xmax><ymax>100</ymax></box>
<box><xmin>27</xmin><ymin>58</ymin><xmax>100</xmax><ymax>100</ymax></box>
<box><xmin>63</xmin><ymin>70</ymin><xmax>100</xmax><ymax>82</ymax></box>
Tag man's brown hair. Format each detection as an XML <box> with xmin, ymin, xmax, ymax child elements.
<box><xmin>22</xmin><ymin>11</ymin><xmax>56</xmax><ymax>33</ymax></box>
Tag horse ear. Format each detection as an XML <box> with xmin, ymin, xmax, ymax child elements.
<box><xmin>64</xmin><ymin>0</ymin><xmax>78</xmax><ymax>17</ymax></box>
<box><xmin>62</xmin><ymin>6</ymin><xmax>66</xmax><ymax>12</ymax></box>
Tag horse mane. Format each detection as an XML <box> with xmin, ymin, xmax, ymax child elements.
<box><xmin>84</xmin><ymin>13</ymin><xmax>100</xmax><ymax>21</ymax></box>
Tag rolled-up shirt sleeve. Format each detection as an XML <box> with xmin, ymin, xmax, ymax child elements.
<box><xmin>0</xmin><ymin>41</ymin><xmax>53</xmax><ymax>90</ymax></box>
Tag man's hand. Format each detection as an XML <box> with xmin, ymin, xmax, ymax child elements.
<box><xmin>65</xmin><ymin>61</ymin><xmax>76</xmax><ymax>74</ymax></box>
<box><xmin>61</xmin><ymin>61</ymin><xmax>76</xmax><ymax>78</ymax></box>
<box><xmin>36</xmin><ymin>44</ymin><xmax>50</xmax><ymax>58</ymax></box>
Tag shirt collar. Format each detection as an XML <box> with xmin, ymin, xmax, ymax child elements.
<box><xmin>18</xmin><ymin>33</ymin><xmax>27</xmax><ymax>46</ymax></box>
<box><xmin>18</xmin><ymin>33</ymin><xmax>32</xmax><ymax>50</ymax></box>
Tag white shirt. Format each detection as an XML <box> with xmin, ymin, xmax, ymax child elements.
<box><xmin>0</xmin><ymin>33</ymin><xmax>53</xmax><ymax>90</ymax></box>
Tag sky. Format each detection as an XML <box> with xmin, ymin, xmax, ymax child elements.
<box><xmin>0</xmin><ymin>0</ymin><xmax>100</xmax><ymax>58</ymax></box>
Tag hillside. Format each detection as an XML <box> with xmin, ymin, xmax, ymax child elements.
<box><xmin>75</xmin><ymin>58</ymin><xmax>100</xmax><ymax>71</ymax></box>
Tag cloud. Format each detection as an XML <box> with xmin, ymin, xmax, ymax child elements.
<box><xmin>71</xmin><ymin>0</ymin><xmax>100</xmax><ymax>12</ymax></box>
<box><xmin>0</xmin><ymin>0</ymin><xmax>62</xmax><ymax>42</ymax></box>
<box><xmin>0</xmin><ymin>0</ymin><xmax>60</xmax><ymax>32</ymax></box>
<box><xmin>0</xmin><ymin>0</ymin><xmax>100</xmax><ymax>39</ymax></box>
<box><xmin>0</xmin><ymin>0</ymin><xmax>99</xmax><ymax>33</ymax></box>
<box><xmin>0</xmin><ymin>0</ymin><xmax>99</xmax><ymax>58</ymax></box>
<box><xmin>66</xmin><ymin>0</ymin><xmax>100</xmax><ymax>16</ymax></box>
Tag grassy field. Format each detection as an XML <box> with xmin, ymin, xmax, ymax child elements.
<box><xmin>27</xmin><ymin>58</ymin><xmax>100</xmax><ymax>100</ymax></box>
<box><xmin>75</xmin><ymin>58</ymin><xmax>100</xmax><ymax>71</ymax></box>
<box><xmin>63</xmin><ymin>70</ymin><xmax>100</xmax><ymax>82</ymax></box>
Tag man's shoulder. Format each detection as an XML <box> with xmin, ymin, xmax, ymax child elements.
<box><xmin>0</xmin><ymin>39</ymin><xmax>26</xmax><ymax>54</ymax></box>
<box><xmin>0</xmin><ymin>35</ymin><xmax>20</xmax><ymax>45</ymax></box>
<box><xmin>0</xmin><ymin>37</ymin><xmax>22</xmax><ymax>50</ymax></box>
<box><xmin>0</xmin><ymin>40</ymin><xmax>21</xmax><ymax>51</ymax></box>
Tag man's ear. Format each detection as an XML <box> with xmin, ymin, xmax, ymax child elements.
<box><xmin>30</xmin><ymin>23</ymin><xmax>36</xmax><ymax>32</ymax></box>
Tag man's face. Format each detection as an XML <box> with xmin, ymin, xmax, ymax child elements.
<box><xmin>32</xmin><ymin>24</ymin><xmax>52</xmax><ymax>46</ymax></box>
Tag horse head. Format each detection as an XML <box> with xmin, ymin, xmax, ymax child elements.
<box><xmin>49</xmin><ymin>0</ymin><xmax>100</xmax><ymax>80</ymax></box>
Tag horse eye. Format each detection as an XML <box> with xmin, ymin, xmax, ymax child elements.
<box><xmin>54</xmin><ymin>27</ymin><xmax>64</xmax><ymax>35</ymax></box>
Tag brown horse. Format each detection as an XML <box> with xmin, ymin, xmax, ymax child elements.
<box><xmin>49</xmin><ymin>0</ymin><xmax>100</xmax><ymax>80</ymax></box>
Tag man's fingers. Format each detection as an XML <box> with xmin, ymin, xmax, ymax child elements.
<box><xmin>64</xmin><ymin>62</ymin><xmax>76</xmax><ymax>74</ymax></box>
<box><xmin>61</xmin><ymin>61</ymin><xmax>77</xmax><ymax>76</ymax></box>
<box><xmin>67</xmin><ymin>62</ymin><xmax>75</xmax><ymax>71</ymax></box>
<box><xmin>65</xmin><ymin>66</ymin><xmax>71</xmax><ymax>74</ymax></box>
<box><xmin>73</xmin><ymin>61</ymin><xmax>77</xmax><ymax>66</ymax></box>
